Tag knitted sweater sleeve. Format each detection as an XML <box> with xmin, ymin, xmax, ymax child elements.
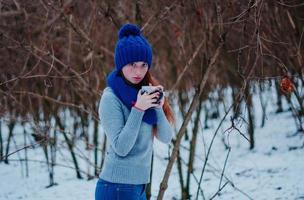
<box><xmin>154</xmin><ymin>107</ymin><xmax>174</xmax><ymax>144</ymax></box>
<box><xmin>98</xmin><ymin>90</ymin><xmax>145</xmax><ymax>157</ymax></box>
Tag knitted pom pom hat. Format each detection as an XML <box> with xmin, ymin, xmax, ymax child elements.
<box><xmin>114</xmin><ymin>23</ymin><xmax>153</xmax><ymax>71</ymax></box>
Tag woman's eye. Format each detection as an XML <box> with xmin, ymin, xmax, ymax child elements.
<box><xmin>131</xmin><ymin>63</ymin><xmax>136</xmax><ymax>67</ymax></box>
<box><xmin>143</xmin><ymin>63</ymin><xmax>148</xmax><ymax>67</ymax></box>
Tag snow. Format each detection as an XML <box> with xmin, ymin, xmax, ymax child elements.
<box><xmin>1</xmin><ymin>87</ymin><xmax>304</xmax><ymax>200</ymax></box>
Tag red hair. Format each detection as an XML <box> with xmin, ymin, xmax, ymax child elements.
<box><xmin>144</xmin><ymin>71</ymin><xmax>175</xmax><ymax>137</ymax></box>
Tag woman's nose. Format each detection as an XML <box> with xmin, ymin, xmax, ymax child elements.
<box><xmin>134</xmin><ymin>66</ymin><xmax>142</xmax><ymax>74</ymax></box>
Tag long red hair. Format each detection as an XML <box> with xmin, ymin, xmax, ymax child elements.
<box><xmin>144</xmin><ymin>71</ymin><xmax>175</xmax><ymax>137</ymax></box>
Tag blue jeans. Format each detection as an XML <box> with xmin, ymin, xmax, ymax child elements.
<box><xmin>95</xmin><ymin>178</ymin><xmax>147</xmax><ymax>200</ymax></box>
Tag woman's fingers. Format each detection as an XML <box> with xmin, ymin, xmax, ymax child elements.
<box><xmin>148</xmin><ymin>98</ymin><xmax>158</xmax><ymax>103</ymax></box>
<box><xmin>136</xmin><ymin>87</ymin><xmax>163</xmax><ymax>110</ymax></box>
<box><xmin>152</xmin><ymin>92</ymin><xmax>159</xmax><ymax>98</ymax></box>
<box><xmin>156</xmin><ymin>85</ymin><xmax>164</xmax><ymax>91</ymax></box>
<box><xmin>144</xmin><ymin>92</ymin><xmax>158</xmax><ymax>99</ymax></box>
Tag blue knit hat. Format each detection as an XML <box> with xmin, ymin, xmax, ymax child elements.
<box><xmin>114</xmin><ymin>23</ymin><xmax>153</xmax><ymax>71</ymax></box>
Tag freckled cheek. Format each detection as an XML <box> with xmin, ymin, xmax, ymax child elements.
<box><xmin>142</xmin><ymin>68</ymin><xmax>148</xmax><ymax>75</ymax></box>
<box><xmin>124</xmin><ymin>68</ymin><xmax>134</xmax><ymax>76</ymax></box>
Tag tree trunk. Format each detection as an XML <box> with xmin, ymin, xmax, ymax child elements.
<box><xmin>176</xmin><ymin>149</ymin><xmax>186</xmax><ymax>199</ymax></box>
<box><xmin>135</xmin><ymin>0</ymin><xmax>143</xmax><ymax>26</ymax></box>
<box><xmin>185</xmin><ymin>99</ymin><xmax>203</xmax><ymax>199</ymax></box>
<box><xmin>259</xmin><ymin>83</ymin><xmax>267</xmax><ymax>128</ymax></box>
<box><xmin>50</xmin><ymin>126</ymin><xmax>57</xmax><ymax>187</ymax></box>
<box><xmin>292</xmin><ymin>90</ymin><xmax>304</xmax><ymax>132</ymax></box>
<box><xmin>285</xmin><ymin>94</ymin><xmax>304</xmax><ymax>134</ymax></box>
<box><xmin>245</xmin><ymin>85</ymin><xmax>255</xmax><ymax>149</ymax></box>
<box><xmin>4</xmin><ymin>121</ymin><xmax>15</xmax><ymax>164</ymax></box>
<box><xmin>203</xmin><ymin>104</ymin><xmax>209</xmax><ymax>129</ymax></box>
<box><xmin>93</xmin><ymin>119</ymin><xmax>99</xmax><ymax>177</ymax></box>
<box><xmin>275</xmin><ymin>79</ymin><xmax>283</xmax><ymax>113</ymax></box>
<box><xmin>178</xmin><ymin>91</ymin><xmax>189</xmax><ymax>140</ymax></box>
<box><xmin>232</xmin><ymin>86</ymin><xmax>241</xmax><ymax>119</ymax></box>
<box><xmin>55</xmin><ymin>115</ymin><xmax>83</xmax><ymax>179</ymax></box>
<box><xmin>22</xmin><ymin>122</ymin><xmax>29</xmax><ymax>177</ymax></box>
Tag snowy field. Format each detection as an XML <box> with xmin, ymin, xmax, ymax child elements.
<box><xmin>1</xmin><ymin>88</ymin><xmax>304</xmax><ymax>200</ymax></box>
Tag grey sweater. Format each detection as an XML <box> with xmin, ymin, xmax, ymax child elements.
<box><xmin>98</xmin><ymin>87</ymin><xmax>174</xmax><ymax>184</ymax></box>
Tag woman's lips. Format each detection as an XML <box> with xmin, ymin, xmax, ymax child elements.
<box><xmin>133</xmin><ymin>77</ymin><xmax>142</xmax><ymax>81</ymax></box>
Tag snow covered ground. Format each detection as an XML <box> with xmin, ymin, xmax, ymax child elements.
<box><xmin>1</xmin><ymin>87</ymin><xmax>304</xmax><ymax>200</ymax></box>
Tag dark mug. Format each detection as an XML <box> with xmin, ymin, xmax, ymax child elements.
<box><xmin>141</xmin><ymin>86</ymin><xmax>164</xmax><ymax>104</ymax></box>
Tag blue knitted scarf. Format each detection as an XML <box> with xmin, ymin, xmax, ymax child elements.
<box><xmin>106</xmin><ymin>69</ymin><xmax>157</xmax><ymax>125</ymax></box>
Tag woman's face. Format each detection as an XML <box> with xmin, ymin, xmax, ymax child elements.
<box><xmin>121</xmin><ymin>61</ymin><xmax>149</xmax><ymax>84</ymax></box>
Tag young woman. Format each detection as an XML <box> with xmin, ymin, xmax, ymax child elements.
<box><xmin>95</xmin><ymin>23</ymin><xmax>175</xmax><ymax>200</ymax></box>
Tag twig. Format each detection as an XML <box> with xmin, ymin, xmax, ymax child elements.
<box><xmin>170</xmin><ymin>36</ymin><xmax>206</xmax><ymax>92</ymax></box>
<box><xmin>0</xmin><ymin>139</ymin><xmax>45</xmax><ymax>161</ymax></box>
<box><xmin>218</xmin><ymin>147</ymin><xmax>231</xmax><ymax>191</ymax></box>
<box><xmin>209</xmin><ymin>181</ymin><xmax>229</xmax><ymax>200</ymax></box>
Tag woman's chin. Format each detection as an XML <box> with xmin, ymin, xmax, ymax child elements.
<box><xmin>132</xmin><ymin>79</ymin><xmax>142</xmax><ymax>84</ymax></box>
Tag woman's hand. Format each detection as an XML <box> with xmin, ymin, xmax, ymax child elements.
<box><xmin>149</xmin><ymin>84</ymin><xmax>165</xmax><ymax>109</ymax></box>
<box><xmin>134</xmin><ymin>84</ymin><xmax>165</xmax><ymax>111</ymax></box>
<box><xmin>134</xmin><ymin>90</ymin><xmax>160</xmax><ymax>111</ymax></box>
